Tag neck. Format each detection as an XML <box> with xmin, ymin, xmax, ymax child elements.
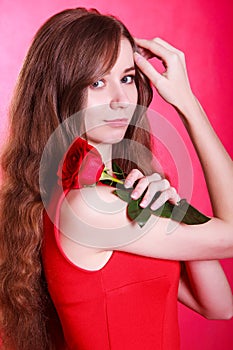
<box><xmin>88</xmin><ymin>141</ymin><xmax>113</xmax><ymax>174</ymax></box>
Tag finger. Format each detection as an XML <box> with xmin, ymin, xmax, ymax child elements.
<box><xmin>145</xmin><ymin>173</ymin><xmax>163</xmax><ymax>182</ymax></box>
<box><xmin>130</xmin><ymin>173</ymin><xmax>162</xmax><ymax>200</ymax></box>
<box><xmin>168</xmin><ymin>187</ymin><xmax>181</xmax><ymax>205</ymax></box>
<box><xmin>153</xmin><ymin>38</ymin><xmax>186</xmax><ymax>69</ymax></box>
<box><xmin>124</xmin><ymin>169</ymin><xmax>144</xmax><ymax>188</ymax></box>
<box><xmin>134</xmin><ymin>52</ymin><xmax>163</xmax><ymax>86</ymax></box>
<box><xmin>124</xmin><ymin>170</ymin><xmax>162</xmax><ymax>190</ymax></box>
<box><xmin>152</xmin><ymin>38</ymin><xmax>184</xmax><ymax>57</ymax></box>
<box><xmin>139</xmin><ymin>178</ymin><xmax>170</xmax><ymax>207</ymax></box>
<box><xmin>138</xmin><ymin>47</ymin><xmax>154</xmax><ymax>60</ymax></box>
<box><xmin>130</xmin><ymin>176</ymin><xmax>149</xmax><ymax>200</ymax></box>
<box><xmin>134</xmin><ymin>38</ymin><xmax>175</xmax><ymax>64</ymax></box>
<box><xmin>150</xmin><ymin>187</ymin><xmax>180</xmax><ymax>211</ymax></box>
<box><xmin>134</xmin><ymin>39</ymin><xmax>155</xmax><ymax>59</ymax></box>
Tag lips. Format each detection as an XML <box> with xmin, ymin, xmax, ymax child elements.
<box><xmin>104</xmin><ymin>118</ymin><xmax>129</xmax><ymax>127</ymax></box>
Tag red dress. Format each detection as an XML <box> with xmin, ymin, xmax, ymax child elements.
<box><xmin>42</xmin><ymin>186</ymin><xmax>181</xmax><ymax>350</ymax></box>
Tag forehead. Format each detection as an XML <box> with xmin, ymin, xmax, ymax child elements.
<box><xmin>110</xmin><ymin>38</ymin><xmax>135</xmax><ymax>72</ymax></box>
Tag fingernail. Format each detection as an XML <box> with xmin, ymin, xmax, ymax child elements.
<box><xmin>150</xmin><ymin>202</ymin><xmax>161</xmax><ymax>211</ymax></box>
<box><xmin>124</xmin><ymin>180</ymin><xmax>132</xmax><ymax>188</ymax></box>
<box><xmin>131</xmin><ymin>191</ymin><xmax>139</xmax><ymax>199</ymax></box>
<box><xmin>140</xmin><ymin>200</ymin><xmax>147</xmax><ymax>208</ymax></box>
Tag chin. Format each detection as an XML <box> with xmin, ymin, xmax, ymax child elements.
<box><xmin>104</xmin><ymin>137</ymin><xmax>124</xmax><ymax>144</ymax></box>
<box><xmin>87</xmin><ymin>127</ymin><xmax>127</xmax><ymax>145</ymax></box>
<box><xmin>104</xmin><ymin>129</ymin><xmax>127</xmax><ymax>144</ymax></box>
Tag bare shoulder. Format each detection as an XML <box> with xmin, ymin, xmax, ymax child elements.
<box><xmin>58</xmin><ymin>186</ymin><xmax>127</xmax><ymax>270</ymax></box>
<box><xmin>60</xmin><ymin>185</ymin><xmax>130</xmax><ymax>231</ymax></box>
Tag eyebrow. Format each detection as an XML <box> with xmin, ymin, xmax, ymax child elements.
<box><xmin>104</xmin><ymin>66</ymin><xmax>136</xmax><ymax>77</ymax></box>
<box><xmin>124</xmin><ymin>66</ymin><xmax>136</xmax><ymax>73</ymax></box>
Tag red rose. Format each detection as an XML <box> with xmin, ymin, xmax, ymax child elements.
<box><xmin>57</xmin><ymin>137</ymin><xmax>105</xmax><ymax>190</ymax></box>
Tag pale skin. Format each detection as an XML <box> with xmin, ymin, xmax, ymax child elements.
<box><xmin>60</xmin><ymin>38</ymin><xmax>233</xmax><ymax>319</ymax></box>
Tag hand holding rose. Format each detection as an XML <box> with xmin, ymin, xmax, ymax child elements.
<box><xmin>57</xmin><ymin>137</ymin><xmax>210</xmax><ymax>227</ymax></box>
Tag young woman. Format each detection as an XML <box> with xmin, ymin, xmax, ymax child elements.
<box><xmin>0</xmin><ymin>7</ymin><xmax>232</xmax><ymax>350</ymax></box>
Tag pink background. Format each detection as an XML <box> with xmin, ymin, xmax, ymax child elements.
<box><xmin>0</xmin><ymin>0</ymin><xmax>233</xmax><ymax>348</ymax></box>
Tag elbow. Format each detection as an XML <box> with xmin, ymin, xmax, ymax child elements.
<box><xmin>201</xmin><ymin>297</ymin><xmax>233</xmax><ymax>320</ymax></box>
<box><xmin>204</xmin><ymin>307</ymin><xmax>233</xmax><ymax>320</ymax></box>
<box><xmin>223</xmin><ymin>310</ymin><xmax>233</xmax><ymax>320</ymax></box>
<box><xmin>205</xmin><ymin>312</ymin><xmax>233</xmax><ymax>321</ymax></box>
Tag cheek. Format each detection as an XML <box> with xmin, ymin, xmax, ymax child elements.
<box><xmin>84</xmin><ymin>110</ymin><xmax>99</xmax><ymax>134</ymax></box>
<box><xmin>86</xmin><ymin>90</ymin><xmax>107</xmax><ymax>109</ymax></box>
<box><xmin>130</xmin><ymin>84</ymin><xmax>138</xmax><ymax>105</ymax></box>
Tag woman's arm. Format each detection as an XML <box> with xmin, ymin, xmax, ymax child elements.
<box><xmin>133</xmin><ymin>37</ymin><xmax>233</xmax><ymax>319</ymax></box>
<box><xmin>61</xmin><ymin>186</ymin><xmax>233</xmax><ymax>260</ymax></box>
<box><xmin>178</xmin><ymin>261</ymin><xmax>233</xmax><ymax>319</ymax></box>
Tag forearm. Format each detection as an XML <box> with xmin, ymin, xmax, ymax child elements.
<box><xmin>179</xmin><ymin>260</ymin><xmax>233</xmax><ymax>319</ymax></box>
<box><xmin>178</xmin><ymin>95</ymin><xmax>233</xmax><ymax>221</ymax></box>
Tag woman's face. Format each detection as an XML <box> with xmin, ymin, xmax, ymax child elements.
<box><xmin>85</xmin><ymin>38</ymin><xmax>138</xmax><ymax>145</ymax></box>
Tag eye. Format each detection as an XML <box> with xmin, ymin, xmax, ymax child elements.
<box><xmin>121</xmin><ymin>75</ymin><xmax>135</xmax><ymax>84</ymax></box>
<box><xmin>91</xmin><ymin>80</ymin><xmax>105</xmax><ymax>89</ymax></box>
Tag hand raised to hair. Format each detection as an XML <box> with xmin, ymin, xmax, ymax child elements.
<box><xmin>134</xmin><ymin>37</ymin><xmax>195</xmax><ymax>111</ymax></box>
<box><xmin>124</xmin><ymin>169</ymin><xmax>180</xmax><ymax>211</ymax></box>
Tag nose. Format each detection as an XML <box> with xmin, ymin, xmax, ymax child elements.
<box><xmin>109</xmin><ymin>85</ymin><xmax>130</xmax><ymax>110</ymax></box>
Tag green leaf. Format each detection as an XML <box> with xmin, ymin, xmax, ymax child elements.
<box><xmin>151</xmin><ymin>201</ymin><xmax>175</xmax><ymax>218</ymax></box>
<box><xmin>150</xmin><ymin>199</ymin><xmax>210</xmax><ymax>224</ymax></box>
<box><xmin>113</xmin><ymin>188</ymin><xmax>132</xmax><ymax>203</ymax></box>
<box><xmin>127</xmin><ymin>199</ymin><xmax>152</xmax><ymax>228</ymax></box>
<box><xmin>171</xmin><ymin>199</ymin><xmax>210</xmax><ymax>224</ymax></box>
<box><xmin>103</xmin><ymin>162</ymin><xmax>210</xmax><ymax>227</ymax></box>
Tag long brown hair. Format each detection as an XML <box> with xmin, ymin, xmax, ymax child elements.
<box><xmin>0</xmin><ymin>8</ymin><xmax>153</xmax><ymax>349</ymax></box>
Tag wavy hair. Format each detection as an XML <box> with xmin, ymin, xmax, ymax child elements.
<box><xmin>0</xmin><ymin>7</ymin><xmax>153</xmax><ymax>349</ymax></box>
